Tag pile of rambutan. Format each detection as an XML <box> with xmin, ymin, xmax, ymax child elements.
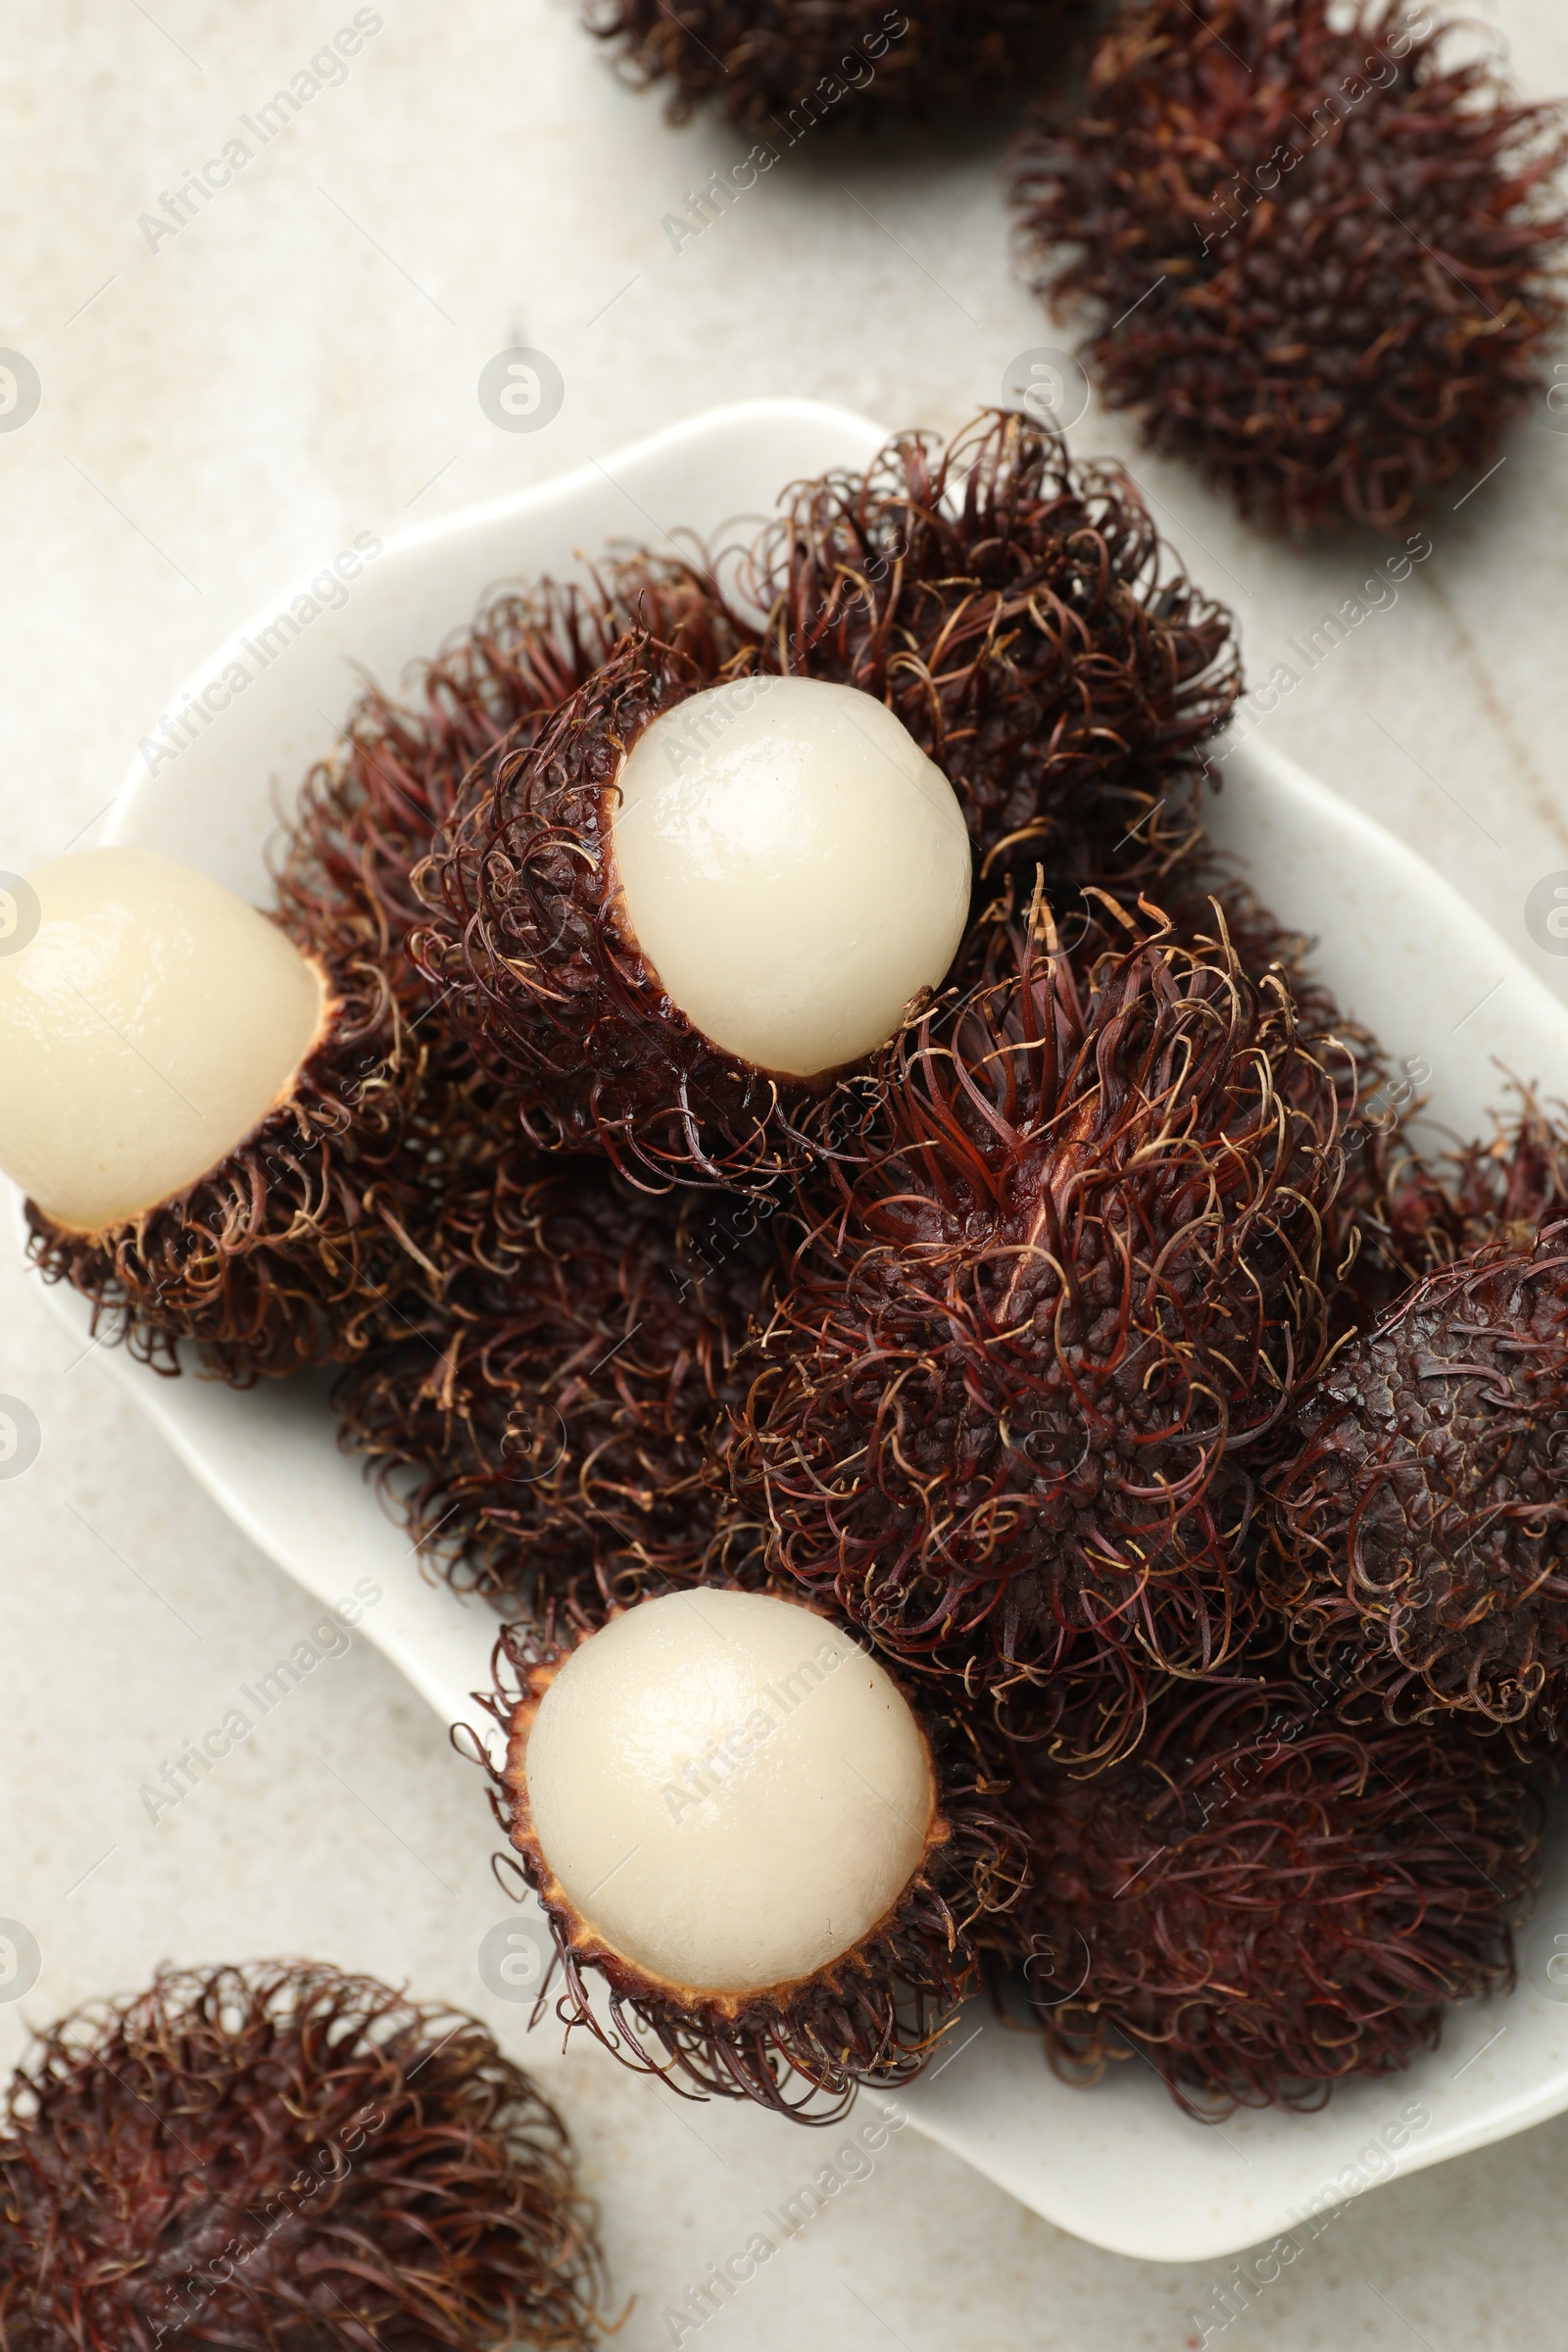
<box><xmin>5</xmin><ymin>410</ymin><xmax>1554</xmax><ymax>2132</ymax></box>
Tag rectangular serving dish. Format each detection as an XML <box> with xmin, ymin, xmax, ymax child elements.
<box><xmin>19</xmin><ymin>398</ymin><xmax>1568</xmax><ymax>2263</ymax></box>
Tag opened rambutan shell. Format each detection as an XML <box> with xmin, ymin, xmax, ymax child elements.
<box><xmin>0</xmin><ymin>1961</ymin><xmax>603</xmax><ymax>2352</ymax></box>
<box><xmin>24</xmin><ymin>946</ymin><xmax>426</xmax><ymax>1383</ymax></box>
<box><xmin>1265</xmin><ymin>1218</ymin><xmax>1568</xmax><ymax>1742</ymax></box>
<box><xmin>584</xmin><ymin>0</ymin><xmax>1074</xmax><ymax>128</ymax></box>
<box><xmin>276</xmin><ymin>557</ymin><xmax>758</xmax><ymax>1030</ymax></box>
<box><xmin>985</xmin><ymin>1680</ymin><xmax>1541</xmax><ymax>2115</ymax></box>
<box><xmin>742</xmin><ymin>410</ymin><xmax>1240</xmax><ymax>888</ymax></box>
<box><xmin>412</xmin><ymin>633</ymin><xmax>845</xmax><ymax>1191</ymax></box>
<box><xmin>334</xmin><ymin>1150</ymin><xmax>779</xmax><ymax>1614</ymax></box>
<box><xmin>477</xmin><ymin>1613</ymin><xmax>1022</xmax><ymax>2121</ymax></box>
<box><xmin>725</xmin><ymin>899</ymin><xmax>1348</xmax><ymax>1743</ymax></box>
<box><xmin>1009</xmin><ymin>0</ymin><xmax>1568</xmax><ymax>532</ymax></box>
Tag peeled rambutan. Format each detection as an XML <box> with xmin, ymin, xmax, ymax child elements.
<box><xmin>988</xmin><ymin>1680</ymin><xmax>1541</xmax><ymax>2114</ymax></box>
<box><xmin>3</xmin><ymin>849</ymin><xmax>426</xmax><ymax>1381</ymax></box>
<box><xmin>1009</xmin><ymin>0</ymin><xmax>1568</xmax><ymax>532</ymax></box>
<box><xmin>478</xmin><ymin>1590</ymin><xmax>1022</xmax><ymax>2119</ymax></box>
<box><xmin>724</xmin><ymin>895</ymin><xmax>1348</xmax><ymax>1753</ymax></box>
<box><xmin>412</xmin><ymin>636</ymin><xmax>973</xmax><ymax>1189</ymax></box>
<box><xmin>583</xmin><ymin>0</ymin><xmax>1072</xmax><ymax>129</ymax></box>
<box><xmin>1265</xmin><ymin>1216</ymin><xmax>1568</xmax><ymax>1742</ymax></box>
<box><xmin>334</xmin><ymin>1148</ymin><xmax>777</xmax><ymax>1615</ymax></box>
<box><xmin>743</xmin><ymin>409</ymin><xmax>1240</xmax><ymax>888</ymax></box>
<box><xmin>0</xmin><ymin>1961</ymin><xmax>603</xmax><ymax>2351</ymax></box>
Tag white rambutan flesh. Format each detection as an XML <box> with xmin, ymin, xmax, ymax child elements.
<box><xmin>0</xmin><ymin>847</ymin><xmax>326</xmax><ymax>1232</ymax></box>
<box><xmin>522</xmin><ymin>1590</ymin><xmax>936</xmax><ymax>1996</ymax></box>
<box><xmin>612</xmin><ymin>676</ymin><xmax>971</xmax><ymax>1079</ymax></box>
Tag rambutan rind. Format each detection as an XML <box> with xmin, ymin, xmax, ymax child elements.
<box><xmin>1008</xmin><ymin>0</ymin><xmax>1568</xmax><ymax>533</ymax></box>
<box><xmin>986</xmin><ymin>1681</ymin><xmax>1541</xmax><ymax>2116</ymax></box>
<box><xmin>743</xmin><ymin>410</ymin><xmax>1241</xmax><ymax>888</ymax></box>
<box><xmin>334</xmin><ymin>1151</ymin><xmax>778</xmax><ymax>1614</ymax></box>
<box><xmin>0</xmin><ymin>1960</ymin><xmax>604</xmax><ymax>2352</ymax></box>
<box><xmin>413</xmin><ymin>633</ymin><xmax>829</xmax><ymax>1192</ymax></box>
<box><xmin>476</xmin><ymin>1618</ymin><xmax>1023</xmax><ymax>2122</ymax></box>
<box><xmin>726</xmin><ymin>900</ymin><xmax>1348</xmax><ymax>1740</ymax></box>
<box><xmin>1265</xmin><ymin>1218</ymin><xmax>1568</xmax><ymax>1741</ymax></box>
<box><xmin>584</xmin><ymin>0</ymin><xmax>1074</xmax><ymax>129</ymax></box>
<box><xmin>276</xmin><ymin>557</ymin><xmax>757</xmax><ymax>1026</ymax></box>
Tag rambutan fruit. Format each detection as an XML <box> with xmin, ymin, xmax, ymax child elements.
<box><xmin>276</xmin><ymin>557</ymin><xmax>757</xmax><ymax>1035</ymax></box>
<box><xmin>743</xmin><ymin>409</ymin><xmax>1241</xmax><ymax>891</ymax></box>
<box><xmin>1</xmin><ymin>849</ymin><xmax>424</xmax><ymax>1380</ymax></box>
<box><xmin>0</xmin><ymin>1960</ymin><xmax>604</xmax><ymax>2351</ymax></box>
<box><xmin>988</xmin><ymin>1680</ymin><xmax>1541</xmax><ymax>2114</ymax></box>
<box><xmin>333</xmin><ymin>1149</ymin><xmax>778</xmax><ymax>1615</ymax></box>
<box><xmin>1265</xmin><ymin>1217</ymin><xmax>1568</xmax><ymax>1742</ymax></box>
<box><xmin>413</xmin><ymin>636</ymin><xmax>973</xmax><ymax>1190</ymax></box>
<box><xmin>479</xmin><ymin>1589</ymin><xmax>1021</xmax><ymax>2119</ymax></box>
<box><xmin>583</xmin><ymin>0</ymin><xmax>1072</xmax><ymax>130</ymax></box>
<box><xmin>1008</xmin><ymin>0</ymin><xmax>1568</xmax><ymax>532</ymax></box>
<box><xmin>724</xmin><ymin>898</ymin><xmax>1348</xmax><ymax>1753</ymax></box>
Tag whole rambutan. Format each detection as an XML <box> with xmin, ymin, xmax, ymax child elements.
<box><xmin>988</xmin><ymin>1680</ymin><xmax>1541</xmax><ymax>2114</ymax></box>
<box><xmin>0</xmin><ymin>1961</ymin><xmax>603</xmax><ymax>2351</ymax></box>
<box><xmin>724</xmin><ymin>896</ymin><xmax>1348</xmax><ymax>1753</ymax></box>
<box><xmin>743</xmin><ymin>409</ymin><xmax>1241</xmax><ymax>888</ymax></box>
<box><xmin>1265</xmin><ymin>1217</ymin><xmax>1568</xmax><ymax>1741</ymax></box>
<box><xmin>334</xmin><ymin>1148</ymin><xmax>777</xmax><ymax>1615</ymax></box>
<box><xmin>480</xmin><ymin>1591</ymin><xmax>1021</xmax><ymax>2119</ymax></box>
<box><xmin>583</xmin><ymin>0</ymin><xmax>1072</xmax><ymax>130</ymax></box>
<box><xmin>1009</xmin><ymin>0</ymin><xmax>1568</xmax><ymax>531</ymax></box>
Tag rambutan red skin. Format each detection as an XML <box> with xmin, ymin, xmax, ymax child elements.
<box><xmin>334</xmin><ymin>1150</ymin><xmax>779</xmax><ymax>1614</ymax></box>
<box><xmin>1009</xmin><ymin>0</ymin><xmax>1568</xmax><ymax>532</ymax></box>
<box><xmin>725</xmin><ymin>906</ymin><xmax>1348</xmax><ymax>1748</ymax></box>
<box><xmin>744</xmin><ymin>411</ymin><xmax>1240</xmax><ymax>888</ymax></box>
<box><xmin>413</xmin><ymin>633</ymin><xmax>832</xmax><ymax>1192</ymax></box>
<box><xmin>583</xmin><ymin>0</ymin><xmax>1072</xmax><ymax>128</ymax></box>
<box><xmin>988</xmin><ymin>1682</ymin><xmax>1540</xmax><ymax>2114</ymax></box>
<box><xmin>1265</xmin><ymin>1220</ymin><xmax>1568</xmax><ymax>1741</ymax></box>
<box><xmin>0</xmin><ymin>1963</ymin><xmax>603</xmax><ymax>2352</ymax></box>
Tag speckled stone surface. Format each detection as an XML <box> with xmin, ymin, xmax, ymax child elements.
<box><xmin>3</xmin><ymin>3</ymin><xmax>1568</xmax><ymax>2345</ymax></box>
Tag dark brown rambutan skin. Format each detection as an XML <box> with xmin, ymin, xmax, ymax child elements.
<box><xmin>584</xmin><ymin>0</ymin><xmax>1072</xmax><ymax>129</ymax></box>
<box><xmin>1264</xmin><ymin>1219</ymin><xmax>1568</xmax><ymax>1746</ymax></box>
<box><xmin>275</xmin><ymin>557</ymin><xmax>758</xmax><ymax>1028</ymax></box>
<box><xmin>0</xmin><ymin>1961</ymin><xmax>603</xmax><ymax>2352</ymax></box>
<box><xmin>478</xmin><ymin>1616</ymin><xmax>1023</xmax><ymax>2122</ymax></box>
<box><xmin>412</xmin><ymin>632</ymin><xmax>836</xmax><ymax>1193</ymax></box>
<box><xmin>742</xmin><ymin>410</ymin><xmax>1240</xmax><ymax>891</ymax></box>
<box><xmin>24</xmin><ymin>951</ymin><xmax>427</xmax><ymax>1384</ymax></box>
<box><xmin>1009</xmin><ymin>0</ymin><xmax>1568</xmax><ymax>533</ymax></box>
<box><xmin>333</xmin><ymin>1149</ymin><xmax>780</xmax><ymax>1615</ymax></box>
<box><xmin>724</xmin><ymin>899</ymin><xmax>1348</xmax><ymax>1750</ymax></box>
<box><xmin>983</xmin><ymin>1680</ymin><xmax>1541</xmax><ymax>2115</ymax></box>
<box><xmin>1343</xmin><ymin>1089</ymin><xmax>1568</xmax><ymax>1334</ymax></box>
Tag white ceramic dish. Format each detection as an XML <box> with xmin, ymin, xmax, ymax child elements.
<box><xmin>20</xmin><ymin>399</ymin><xmax>1568</xmax><ymax>2264</ymax></box>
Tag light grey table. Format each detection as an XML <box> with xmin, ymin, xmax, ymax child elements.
<box><xmin>2</xmin><ymin>4</ymin><xmax>1566</xmax><ymax>2344</ymax></box>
